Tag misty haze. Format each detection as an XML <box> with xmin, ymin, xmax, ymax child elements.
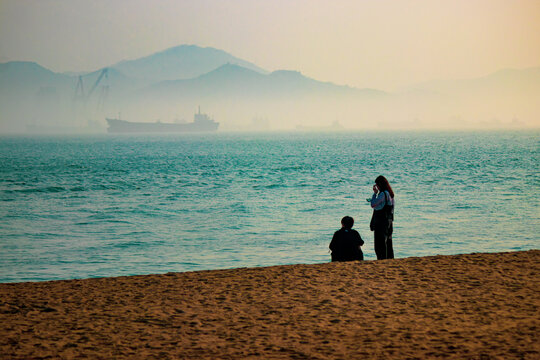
<box><xmin>1</xmin><ymin>44</ymin><xmax>538</xmax><ymax>134</ymax></box>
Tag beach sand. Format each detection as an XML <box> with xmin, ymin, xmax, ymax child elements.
<box><xmin>1</xmin><ymin>250</ymin><xmax>539</xmax><ymax>359</ymax></box>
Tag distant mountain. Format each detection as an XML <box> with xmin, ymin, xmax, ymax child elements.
<box><xmin>0</xmin><ymin>62</ymin><xmax>76</xmax><ymax>132</ymax></box>
<box><xmin>0</xmin><ymin>61</ymin><xmax>72</xmax><ymax>92</ymax></box>
<box><xmin>111</xmin><ymin>44</ymin><xmax>268</xmax><ymax>81</ymax></box>
<box><xmin>266</xmin><ymin>69</ymin><xmax>385</xmax><ymax>96</ymax></box>
<box><xmin>0</xmin><ymin>61</ymin><xmax>147</xmax><ymax>101</ymax></box>
<box><xmin>139</xmin><ymin>63</ymin><xmax>384</xmax><ymax>99</ymax></box>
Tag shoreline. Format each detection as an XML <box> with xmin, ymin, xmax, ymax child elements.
<box><xmin>1</xmin><ymin>250</ymin><xmax>539</xmax><ymax>359</ymax></box>
<box><xmin>3</xmin><ymin>249</ymin><xmax>538</xmax><ymax>285</ymax></box>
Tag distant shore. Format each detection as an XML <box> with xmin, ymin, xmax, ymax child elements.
<box><xmin>1</xmin><ymin>250</ymin><xmax>539</xmax><ymax>359</ymax></box>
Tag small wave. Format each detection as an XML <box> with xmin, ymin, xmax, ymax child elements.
<box><xmin>108</xmin><ymin>219</ymin><xmax>133</xmax><ymax>224</ymax></box>
<box><xmin>75</xmin><ymin>218</ymin><xmax>132</xmax><ymax>225</ymax></box>
<box><xmin>230</xmin><ymin>203</ymin><xmax>248</xmax><ymax>212</ymax></box>
<box><xmin>262</xmin><ymin>183</ymin><xmax>286</xmax><ymax>189</ymax></box>
<box><xmin>69</xmin><ymin>186</ymin><xmax>86</xmax><ymax>192</ymax></box>
<box><xmin>453</xmin><ymin>204</ymin><xmax>481</xmax><ymax>209</ymax></box>
<box><xmin>84</xmin><ymin>214</ymin><xmax>132</xmax><ymax>224</ymax></box>
<box><xmin>90</xmin><ymin>184</ymin><xmax>119</xmax><ymax>191</ymax></box>
<box><xmin>109</xmin><ymin>240</ymin><xmax>148</xmax><ymax>249</ymax></box>
<box><xmin>177</xmin><ymin>262</ymin><xmax>200</xmax><ymax>267</ymax></box>
<box><xmin>44</xmin><ymin>186</ymin><xmax>66</xmax><ymax>193</ymax></box>
<box><xmin>296</xmin><ymin>182</ymin><xmax>314</xmax><ymax>188</ymax></box>
<box><xmin>9</xmin><ymin>186</ymin><xmax>67</xmax><ymax>194</ymax></box>
<box><xmin>274</xmin><ymin>165</ymin><xmax>303</xmax><ymax>172</ymax></box>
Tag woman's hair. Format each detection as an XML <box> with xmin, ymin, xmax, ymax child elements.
<box><xmin>375</xmin><ymin>175</ymin><xmax>394</xmax><ymax>198</ymax></box>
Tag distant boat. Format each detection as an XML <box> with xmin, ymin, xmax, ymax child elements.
<box><xmin>106</xmin><ymin>107</ymin><xmax>219</xmax><ymax>133</ymax></box>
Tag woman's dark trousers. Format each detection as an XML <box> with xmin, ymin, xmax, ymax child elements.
<box><xmin>374</xmin><ymin>221</ymin><xmax>394</xmax><ymax>260</ymax></box>
<box><xmin>386</xmin><ymin>222</ymin><xmax>394</xmax><ymax>259</ymax></box>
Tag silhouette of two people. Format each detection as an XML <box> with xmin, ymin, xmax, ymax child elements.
<box><xmin>329</xmin><ymin>176</ymin><xmax>395</xmax><ymax>262</ymax></box>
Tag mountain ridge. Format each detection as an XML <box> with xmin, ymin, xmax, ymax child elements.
<box><xmin>110</xmin><ymin>44</ymin><xmax>268</xmax><ymax>81</ymax></box>
<box><xmin>139</xmin><ymin>63</ymin><xmax>387</xmax><ymax>100</ymax></box>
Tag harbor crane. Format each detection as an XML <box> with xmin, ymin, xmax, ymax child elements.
<box><xmin>73</xmin><ymin>68</ymin><xmax>109</xmax><ymax>110</ymax></box>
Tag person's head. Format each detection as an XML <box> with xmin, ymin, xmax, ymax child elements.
<box><xmin>341</xmin><ymin>216</ymin><xmax>354</xmax><ymax>229</ymax></box>
<box><xmin>375</xmin><ymin>175</ymin><xmax>394</xmax><ymax>198</ymax></box>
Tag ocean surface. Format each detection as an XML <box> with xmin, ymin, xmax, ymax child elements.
<box><xmin>0</xmin><ymin>131</ymin><xmax>538</xmax><ymax>283</ymax></box>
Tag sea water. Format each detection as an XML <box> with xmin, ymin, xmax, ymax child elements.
<box><xmin>0</xmin><ymin>131</ymin><xmax>538</xmax><ymax>283</ymax></box>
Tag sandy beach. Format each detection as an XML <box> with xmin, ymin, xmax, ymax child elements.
<box><xmin>1</xmin><ymin>250</ymin><xmax>539</xmax><ymax>359</ymax></box>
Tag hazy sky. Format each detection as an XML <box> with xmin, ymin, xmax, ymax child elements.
<box><xmin>1</xmin><ymin>0</ymin><xmax>539</xmax><ymax>90</ymax></box>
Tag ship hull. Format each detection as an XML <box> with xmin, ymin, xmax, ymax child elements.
<box><xmin>106</xmin><ymin>118</ymin><xmax>219</xmax><ymax>133</ymax></box>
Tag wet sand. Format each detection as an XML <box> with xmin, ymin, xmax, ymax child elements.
<box><xmin>1</xmin><ymin>250</ymin><xmax>539</xmax><ymax>359</ymax></box>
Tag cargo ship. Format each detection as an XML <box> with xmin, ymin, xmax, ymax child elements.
<box><xmin>106</xmin><ymin>107</ymin><xmax>219</xmax><ymax>133</ymax></box>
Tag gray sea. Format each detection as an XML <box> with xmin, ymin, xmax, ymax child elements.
<box><xmin>0</xmin><ymin>131</ymin><xmax>538</xmax><ymax>283</ymax></box>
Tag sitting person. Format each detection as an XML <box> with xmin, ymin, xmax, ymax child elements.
<box><xmin>329</xmin><ymin>216</ymin><xmax>364</xmax><ymax>262</ymax></box>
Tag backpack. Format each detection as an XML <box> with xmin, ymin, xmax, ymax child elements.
<box><xmin>382</xmin><ymin>191</ymin><xmax>394</xmax><ymax>222</ymax></box>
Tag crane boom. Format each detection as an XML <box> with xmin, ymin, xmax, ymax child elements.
<box><xmin>86</xmin><ymin>68</ymin><xmax>108</xmax><ymax>99</ymax></box>
<box><xmin>73</xmin><ymin>76</ymin><xmax>85</xmax><ymax>101</ymax></box>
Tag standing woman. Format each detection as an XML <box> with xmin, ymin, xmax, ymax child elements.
<box><xmin>370</xmin><ymin>175</ymin><xmax>395</xmax><ymax>260</ymax></box>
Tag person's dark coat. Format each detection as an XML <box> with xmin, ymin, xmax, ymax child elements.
<box><xmin>329</xmin><ymin>228</ymin><xmax>364</xmax><ymax>262</ymax></box>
